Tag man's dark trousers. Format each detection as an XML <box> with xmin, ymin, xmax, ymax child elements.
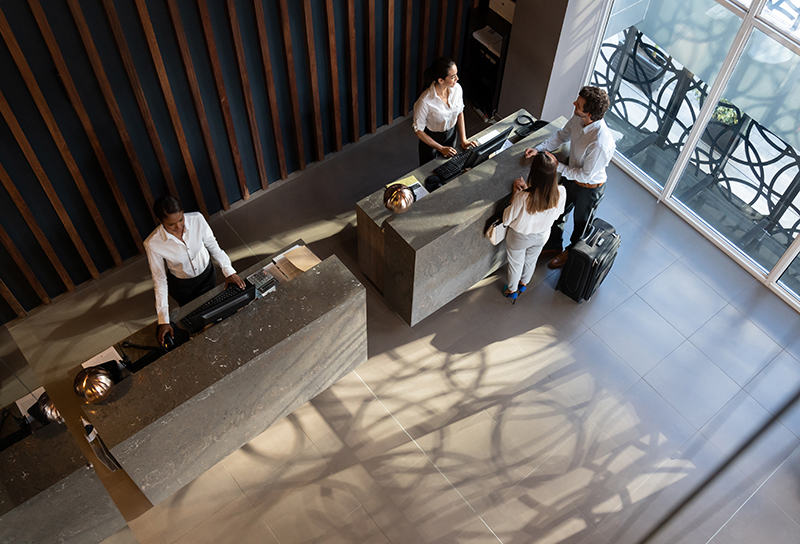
<box><xmin>544</xmin><ymin>179</ymin><xmax>605</xmax><ymax>251</ymax></box>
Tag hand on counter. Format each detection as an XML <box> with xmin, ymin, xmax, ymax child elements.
<box><xmin>513</xmin><ymin>177</ymin><xmax>527</xmax><ymax>194</ymax></box>
<box><xmin>225</xmin><ymin>273</ymin><xmax>246</xmax><ymax>290</ymax></box>
<box><xmin>461</xmin><ymin>139</ymin><xmax>477</xmax><ymax>150</ymax></box>
<box><xmin>157</xmin><ymin>323</ymin><xmax>174</xmax><ymax>347</ymax></box>
<box><xmin>439</xmin><ymin>145</ymin><xmax>458</xmax><ymax>158</ymax></box>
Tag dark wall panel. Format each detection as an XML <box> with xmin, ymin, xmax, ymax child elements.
<box><xmin>0</xmin><ymin>0</ymin><xmax>471</xmax><ymax>325</ymax></box>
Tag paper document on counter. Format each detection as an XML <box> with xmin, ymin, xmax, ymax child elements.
<box><xmin>284</xmin><ymin>246</ymin><xmax>321</xmax><ymax>272</ymax></box>
<box><xmin>81</xmin><ymin>346</ymin><xmax>122</xmax><ymax>369</ymax></box>
<box><xmin>386</xmin><ymin>174</ymin><xmax>419</xmax><ymax>188</ymax></box>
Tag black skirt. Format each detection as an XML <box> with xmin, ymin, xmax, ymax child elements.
<box><xmin>418</xmin><ymin>125</ymin><xmax>458</xmax><ymax>166</ymax></box>
<box><xmin>166</xmin><ymin>262</ymin><xmax>216</xmax><ymax>306</ymax></box>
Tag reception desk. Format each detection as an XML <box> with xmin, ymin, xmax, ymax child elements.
<box><xmin>81</xmin><ymin>252</ymin><xmax>367</xmax><ymax>505</ymax></box>
<box><xmin>0</xmin><ymin>409</ymin><xmax>126</xmax><ymax>544</ymax></box>
<box><xmin>357</xmin><ymin>110</ymin><xmax>565</xmax><ymax>326</ymax></box>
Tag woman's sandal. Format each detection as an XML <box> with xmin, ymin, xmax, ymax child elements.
<box><xmin>517</xmin><ymin>282</ymin><xmax>527</xmax><ymax>294</ymax></box>
<box><xmin>502</xmin><ymin>285</ymin><xmax>518</xmax><ymax>304</ymax></box>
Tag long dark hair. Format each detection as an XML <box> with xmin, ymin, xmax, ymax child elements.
<box><xmin>423</xmin><ymin>57</ymin><xmax>455</xmax><ymax>89</ymax></box>
<box><xmin>524</xmin><ymin>153</ymin><xmax>560</xmax><ymax>214</ymax></box>
<box><xmin>153</xmin><ymin>195</ymin><xmax>183</xmax><ymax>222</ymax></box>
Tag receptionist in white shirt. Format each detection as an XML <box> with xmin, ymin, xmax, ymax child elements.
<box><xmin>144</xmin><ymin>196</ymin><xmax>245</xmax><ymax>346</ymax></box>
<box><xmin>412</xmin><ymin>57</ymin><xmax>477</xmax><ymax>165</ymax></box>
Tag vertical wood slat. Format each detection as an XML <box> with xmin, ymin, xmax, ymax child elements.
<box><xmin>451</xmin><ymin>0</ymin><xmax>464</xmax><ymax>62</ymax></box>
<box><xmin>435</xmin><ymin>0</ymin><xmax>448</xmax><ymax>58</ymax></box>
<box><xmin>0</xmin><ymin>7</ymin><xmax>120</xmax><ymax>267</ymax></box>
<box><xmin>366</xmin><ymin>0</ymin><xmax>376</xmax><ymax>133</ymax></box>
<box><xmin>0</xmin><ymin>277</ymin><xmax>25</xmax><ymax>319</ymax></box>
<box><xmin>277</xmin><ymin>0</ymin><xmax>307</xmax><ymax>169</ymax></box>
<box><xmin>166</xmin><ymin>0</ymin><xmax>229</xmax><ymax>210</ymax></box>
<box><xmin>227</xmin><ymin>0</ymin><xmax>269</xmax><ymax>190</ymax></box>
<box><xmin>323</xmin><ymin>0</ymin><xmax>342</xmax><ymax>151</ymax></box>
<box><xmin>28</xmin><ymin>0</ymin><xmax>143</xmax><ymax>254</ymax></box>
<box><xmin>402</xmin><ymin>0</ymin><xmax>413</xmax><ymax>115</ymax></box>
<box><xmin>302</xmin><ymin>0</ymin><xmax>324</xmax><ymax>161</ymax></box>
<box><xmin>346</xmin><ymin>0</ymin><xmax>359</xmax><ymax>141</ymax></box>
<box><xmin>133</xmin><ymin>0</ymin><xmax>208</xmax><ymax>217</ymax></box>
<box><xmin>0</xmin><ymin>163</ymin><xmax>74</xmax><ymax>291</ymax></box>
<box><xmin>197</xmin><ymin>0</ymin><xmax>250</xmax><ymax>200</ymax></box>
<box><xmin>0</xmin><ymin>90</ymin><xmax>99</xmax><ymax>279</ymax></box>
<box><xmin>418</xmin><ymin>0</ymin><xmax>431</xmax><ymax>95</ymax></box>
<box><xmin>252</xmin><ymin>0</ymin><xmax>288</xmax><ymax>180</ymax></box>
<box><xmin>100</xmin><ymin>0</ymin><xmax>176</xmax><ymax>203</ymax></box>
<box><xmin>0</xmin><ymin>222</ymin><xmax>50</xmax><ymax>304</ymax></box>
<box><xmin>385</xmin><ymin>0</ymin><xmax>394</xmax><ymax>125</ymax></box>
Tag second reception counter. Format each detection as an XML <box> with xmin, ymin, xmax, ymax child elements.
<box><xmin>357</xmin><ymin>110</ymin><xmax>566</xmax><ymax>326</ymax></box>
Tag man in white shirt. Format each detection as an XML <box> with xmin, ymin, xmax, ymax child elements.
<box><xmin>144</xmin><ymin>196</ymin><xmax>244</xmax><ymax>345</ymax></box>
<box><xmin>524</xmin><ymin>86</ymin><xmax>616</xmax><ymax>269</ymax></box>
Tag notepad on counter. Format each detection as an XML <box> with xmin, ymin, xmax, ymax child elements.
<box><xmin>272</xmin><ymin>245</ymin><xmax>322</xmax><ymax>281</ymax></box>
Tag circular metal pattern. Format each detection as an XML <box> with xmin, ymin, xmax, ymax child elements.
<box><xmin>38</xmin><ymin>392</ymin><xmax>63</xmax><ymax>423</ymax></box>
<box><xmin>383</xmin><ymin>184</ymin><xmax>415</xmax><ymax>213</ymax></box>
<box><xmin>74</xmin><ymin>366</ymin><xmax>115</xmax><ymax>404</ymax></box>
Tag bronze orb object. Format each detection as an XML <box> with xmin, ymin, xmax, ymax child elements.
<box><xmin>38</xmin><ymin>392</ymin><xmax>63</xmax><ymax>424</ymax></box>
<box><xmin>74</xmin><ymin>366</ymin><xmax>115</xmax><ymax>404</ymax></box>
<box><xmin>383</xmin><ymin>184</ymin><xmax>415</xmax><ymax>213</ymax></box>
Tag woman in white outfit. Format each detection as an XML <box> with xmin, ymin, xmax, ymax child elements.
<box><xmin>502</xmin><ymin>152</ymin><xmax>566</xmax><ymax>301</ymax></box>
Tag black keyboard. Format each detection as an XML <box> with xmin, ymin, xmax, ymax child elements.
<box><xmin>181</xmin><ymin>282</ymin><xmax>257</xmax><ymax>332</ymax></box>
<box><xmin>433</xmin><ymin>149</ymin><xmax>475</xmax><ymax>181</ymax></box>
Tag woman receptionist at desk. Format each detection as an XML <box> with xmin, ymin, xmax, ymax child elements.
<box><xmin>145</xmin><ymin>196</ymin><xmax>245</xmax><ymax>345</ymax></box>
<box><xmin>413</xmin><ymin>57</ymin><xmax>476</xmax><ymax>165</ymax></box>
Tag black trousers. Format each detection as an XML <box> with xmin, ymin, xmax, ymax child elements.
<box><xmin>545</xmin><ymin>179</ymin><xmax>605</xmax><ymax>251</ymax></box>
<box><xmin>166</xmin><ymin>262</ymin><xmax>216</xmax><ymax>306</ymax></box>
<box><xmin>418</xmin><ymin>126</ymin><xmax>458</xmax><ymax>166</ymax></box>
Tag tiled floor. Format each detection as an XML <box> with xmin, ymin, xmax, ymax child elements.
<box><xmin>7</xmin><ymin>110</ymin><xmax>800</xmax><ymax>544</ymax></box>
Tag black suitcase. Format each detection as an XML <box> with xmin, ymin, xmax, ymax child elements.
<box><xmin>557</xmin><ymin>218</ymin><xmax>620</xmax><ymax>303</ymax></box>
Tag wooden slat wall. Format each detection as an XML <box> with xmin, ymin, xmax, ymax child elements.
<box><xmin>99</xmin><ymin>0</ymin><xmax>177</xmax><ymax>204</ymax></box>
<box><xmin>385</xmin><ymin>1</ymin><xmax>395</xmax><ymax>125</ymax></box>
<box><xmin>253</xmin><ymin>0</ymin><xmax>288</xmax><ymax>180</ymax></box>
<box><xmin>227</xmin><ymin>0</ymin><xmax>269</xmax><ymax>190</ymax></box>
<box><xmin>28</xmin><ymin>0</ymin><xmax>144</xmax><ymax>254</ymax></box>
<box><xmin>0</xmin><ymin>0</ymin><xmax>470</xmax><ymax>323</ymax></box>
<box><xmin>167</xmin><ymin>0</ymin><xmax>229</xmax><ymax>211</ymax></box>
<box><xmin>197</xmin><ymin>0</ymin><xmax>250</xmax><ymax>199</ymax></box>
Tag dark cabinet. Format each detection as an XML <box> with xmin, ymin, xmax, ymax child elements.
<box><xmin>461</xmin><ymin>1</ymin><xmax>513</xmax><ymax>118</ymax></box>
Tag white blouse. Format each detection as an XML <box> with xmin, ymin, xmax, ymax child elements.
<box><xmin>412</xmin><ymin>82</ymin><xmax>465</xmax><ymax>133</ymax></box>
<box><xmin>144</xmin><ymin>212</ymin><xmax>236</xmax><ymax>324</ymax></box>
<box><xmin>503</xmin><ymin>186</ymin><xmax>567</xmax><ymax>235</ymax></box>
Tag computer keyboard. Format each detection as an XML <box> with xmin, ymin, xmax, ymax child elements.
<box><xmin>181</xmin><ymin>282</ymin><xmax>256</xmax><ymax>332</ymax></box>
<box><xmin>433</xmin><ymin>149</ymin><xmax>475</xmax><ymax>181</ymax></box>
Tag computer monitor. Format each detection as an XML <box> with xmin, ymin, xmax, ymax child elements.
<box><xmin>465</xmin><ymin>126</ymin><xmax>514</xmax><ymax>170</ymax></box>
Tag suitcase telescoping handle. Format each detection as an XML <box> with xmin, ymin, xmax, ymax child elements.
<box><xmin>579</xmin><ymin>192</ymin><xmax>606</xmax><ymax>240</ymax></box>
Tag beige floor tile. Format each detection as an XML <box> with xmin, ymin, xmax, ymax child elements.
<box><xmin>99</xmin><ymin>525</ymin><xmax>141</xmax><ymax>544</ymax></box>
<box><xmin>354</xmin><ymin>335</ymin><xmax>445</xmax><ymax>398</ymax></box>
<box><xmin>595</xmin><ymin>476</ymin><xmax>706</xmax><ymax>544</ymax></box>
<box><xmin>222</xmin><ymin>414</ymin><xmax>316</xmax><ymax>492</ymax></box>
<box><xmin>127</xmin><ymin>514</ymin><xmax>167</xmax><ymax>544</ymax></box>
<box><xmin>314</xmin><ymin>395</ymin><xmax>425</xmax><ymax>491</ymax></box>
<box><xmin>375</xmin><ymin>362</ymin><xmax>481</xmax><ymax>441</ymax></box>
<box><xmin>313</xmin><ymin>506</ymin><xmax>390</xmax><ymax>544</ymax></box>
<box><xmin>480</xmin><ymin>474</ymin><xmax>599</xmax><ymax>544</ymax></box>
<box><xmin>418</xmin><ymin>411</ymin><xmax>537</xmax><ymax>515</ymax></box>
<box><xmin>242</xmin><ymin>443</ymin><xmax>361</xmax><ymax>544</ymax></box>
<box><xmin>172</xmin><ymin>495</ymin><xmax>278</xmax><ymax>544</ymax></box>
<box><xmin>454</xmin><ymin>518</ymin><xmax>503</xmax><ymax>543</ymax></box>
<box><xmin>362</xmin><ymin>456</ymin><xmax>479</xmax><ymax>543</ymax></box>
<box><xmin>146</xmin><ymin>462</ymin><xmax>244</xmax><ymax>543</ymax></box>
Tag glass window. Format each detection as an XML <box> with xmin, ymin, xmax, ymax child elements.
<box><xmin>761</xmin><ymin>0</ymin><xmax>800</xmax><ymax>38</ymax></box>
<box><xmin>592</xmin><ymin>1</ymin><xmax>741</xmax><ymax>187</ymax></box>
<box><xmin>673</xmin><ymin>29</ymin><xmax>800</xmax><ymax>273</ymax></box>
<box><xmin>778</xmin><ymin>250</ymin><xmax>800</xmax><ymax>296</ymax></box>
